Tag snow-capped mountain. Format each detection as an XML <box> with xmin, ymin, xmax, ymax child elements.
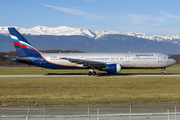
<box><xmin>0</xmin><ymin>26</ymin><xmax>96</xmax><ymax>38</ymax></box>
<box><xmin>1</xmin><ymin>26</ymin><xmax>180</xmax><ymax>43</ymax></box>
<box><xmin>1</xmin><ymin>26</ymin><xmax>180</xmax><ymax>54</ymax></box>
<box><xmin>123</xmin><ymin>32</ymin><xmax>180</xmax><ymax>42</ymax></box>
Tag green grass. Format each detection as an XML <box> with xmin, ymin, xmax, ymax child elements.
<box><xmin>169</xmin><ymin>63</ymin><xmax>180</xmax><ymax>68</ymax></box>
<box><xmin>0</xmin><ymin>66</ymin><xmax>180</xmax><ymax>106</ymax></box>
<box><xmin>0</xmin><ymin>77</ymin><xmax>180</xmax><ymax>106</ymax></box>
<box><xmin>0</xmin><ymin>68</ymin><xmax>89</xmax><ymax>75</ymax></box>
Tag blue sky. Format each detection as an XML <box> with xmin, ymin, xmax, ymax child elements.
<box><xmin>1</xmin><ymin>0</ymin><xmax>180</xmax><ymax>35</ymax></box>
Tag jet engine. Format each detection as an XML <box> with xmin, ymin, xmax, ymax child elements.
<box><xmin>98</xmin><ymin>63</ymin><xmax>121</xmax><ymax>73</ymax></box>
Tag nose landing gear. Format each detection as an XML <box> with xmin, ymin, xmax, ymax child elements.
<box><xmin>161</xmin><ymin>68</ymin><xmax>166</xmax><ymax>74</ymax></box>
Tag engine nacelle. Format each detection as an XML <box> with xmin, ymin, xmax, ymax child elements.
<box><xmin>98</xmin><ymin>63</ymin><xmax>121</xmax><ymax>73</ymax></box>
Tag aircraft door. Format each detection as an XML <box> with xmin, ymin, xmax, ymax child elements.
<box><xmin>158</xmin><ymin>56</ymin><xmax>162</xmax><ymax>63</ymax></box>
<box><xmin>126</xmin><ymin>56</ymin><xmax>130</xmax><ymax>63</ymax></box>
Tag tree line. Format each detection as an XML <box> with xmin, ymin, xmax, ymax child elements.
<box><xmin>0</xmin><ymin>50</ymin><xmax>180</xmax><ymax>67</ymax></box>
<box><xmin>170</xmin><ymin>54</ymin><xmax>180</xmax><ymax>64</ymax></box>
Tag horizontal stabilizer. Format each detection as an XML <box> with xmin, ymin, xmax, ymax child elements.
<box><xmin>4</xmin><ymin>55</ymin><xmax>32</xmax><ymax>61</ymax></box>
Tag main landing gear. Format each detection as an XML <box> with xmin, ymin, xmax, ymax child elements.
<box><xmin>88</xmin><ymin>69</ymin><xmax>97</xmax><ymax>76</ymax></box>
<box><xmin>161</xmin><ymin>68</ymin><xmax>166</xmax><ymax>74</ymax></box>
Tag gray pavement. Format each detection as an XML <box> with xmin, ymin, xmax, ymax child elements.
<box><xmin>0</xmin><ymin>104</ymin><xmax>180</xmax><ymax>120</ymax></box>
<box><xmin>0</xmin><ymin>74</ymin><xmax>180</xmax><ymax>78</ymax></box>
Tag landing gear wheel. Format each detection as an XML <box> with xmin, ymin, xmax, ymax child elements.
<box><xmin>88</xmin><ymin>71</ymin><xmax>92</xmax><ymax>76</ymax></box>
<box><xmin>92</xmin><ymin>71</ymin><xmax>96</xmax><ymax>76</ymax></box>
<box><xmin>88</xmin><ymin>69</ymin><xmax>97</xmax><ymax>76</ymax></box>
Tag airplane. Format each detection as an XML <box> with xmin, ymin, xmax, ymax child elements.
<box><xmin>5</xmin><ymin>27</ymin><xmax>177</xmax><ymax>75</ymax></box>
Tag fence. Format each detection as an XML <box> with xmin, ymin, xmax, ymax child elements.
<box><xmin>0</xmin><ymin>104</ymin><xmax>179</xmax><ymax>120</ymax></box>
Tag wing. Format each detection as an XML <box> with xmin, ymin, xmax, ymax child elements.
<box><xmin>60</xmin><ymin>57</ymin><xmax>106</xmax><ymax>68</ymax></box>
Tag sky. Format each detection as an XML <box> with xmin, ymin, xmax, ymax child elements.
<box><xmin>1</xmin><ymin>0</ymin><xmax>180</xmax><ymax>36</ymax></box>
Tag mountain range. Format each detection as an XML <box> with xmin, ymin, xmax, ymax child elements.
<box><xmin>0</xmin><ymin>26</ymin><xmax>180</xmax><ymax>54</ymax></box>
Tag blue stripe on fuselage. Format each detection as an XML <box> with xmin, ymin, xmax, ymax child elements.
<box><xmin>27</xmin><ymin>55</ymin><xmax>84</xmax><ymax>69</ymax></box>
<box><xmin>32</xmin><ymin>59</ymin><xmax>84</xmax><ymax>69</ymax></box>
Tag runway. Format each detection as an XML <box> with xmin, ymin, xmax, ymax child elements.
<box><xmin>0</xmin><ymin>74</ymin><xmax>180</xmax><ymax>78</ymax></box>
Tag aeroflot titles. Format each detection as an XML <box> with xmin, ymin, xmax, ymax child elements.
<box><xmin>136</xmin><ymin>54</ymin><xmax>153</xmax><ymax>57</ymax></box>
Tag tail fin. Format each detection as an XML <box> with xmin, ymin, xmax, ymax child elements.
<box><xmin>8</xmin><ymin>27</ymin><xmax>41</xmax><ymax>57</ymax></box>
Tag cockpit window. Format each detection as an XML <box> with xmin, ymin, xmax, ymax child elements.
<box><xmin>168</xmin><ymin>57</ymin><xmax>173</xmax><ymax>59</ymax></box>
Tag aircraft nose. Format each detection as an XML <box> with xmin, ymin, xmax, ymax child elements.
<box><xmin>174</xmin><ymin>59</ymin><xmax>177</xmax><ymax>64</ymax></box>
<box><xmin>172</xmin><ymin>59</ymin><xmax>177</xmax><ymax>65</ymax></box>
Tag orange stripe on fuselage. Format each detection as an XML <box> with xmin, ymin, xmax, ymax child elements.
<box><xmin>40</xmin><ymin>54</ymin><xmax>82</xmax><ymax>68</ymax></box>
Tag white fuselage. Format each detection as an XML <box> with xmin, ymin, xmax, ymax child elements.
<box><xmin>41</xmin><ymin>52</ymin><xmax>176</xmax><ymax>69</ymax></box>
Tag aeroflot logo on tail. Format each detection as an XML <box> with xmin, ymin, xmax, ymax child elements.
<box><xmin>136</xmin><ymin>54</ymin><xmax>153</xmax><ymax>57</ymax></box>
<box><xmin>10</xmin><ymin>34</ymin><xmax>40</xmax><ymax>53</ymax></box>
